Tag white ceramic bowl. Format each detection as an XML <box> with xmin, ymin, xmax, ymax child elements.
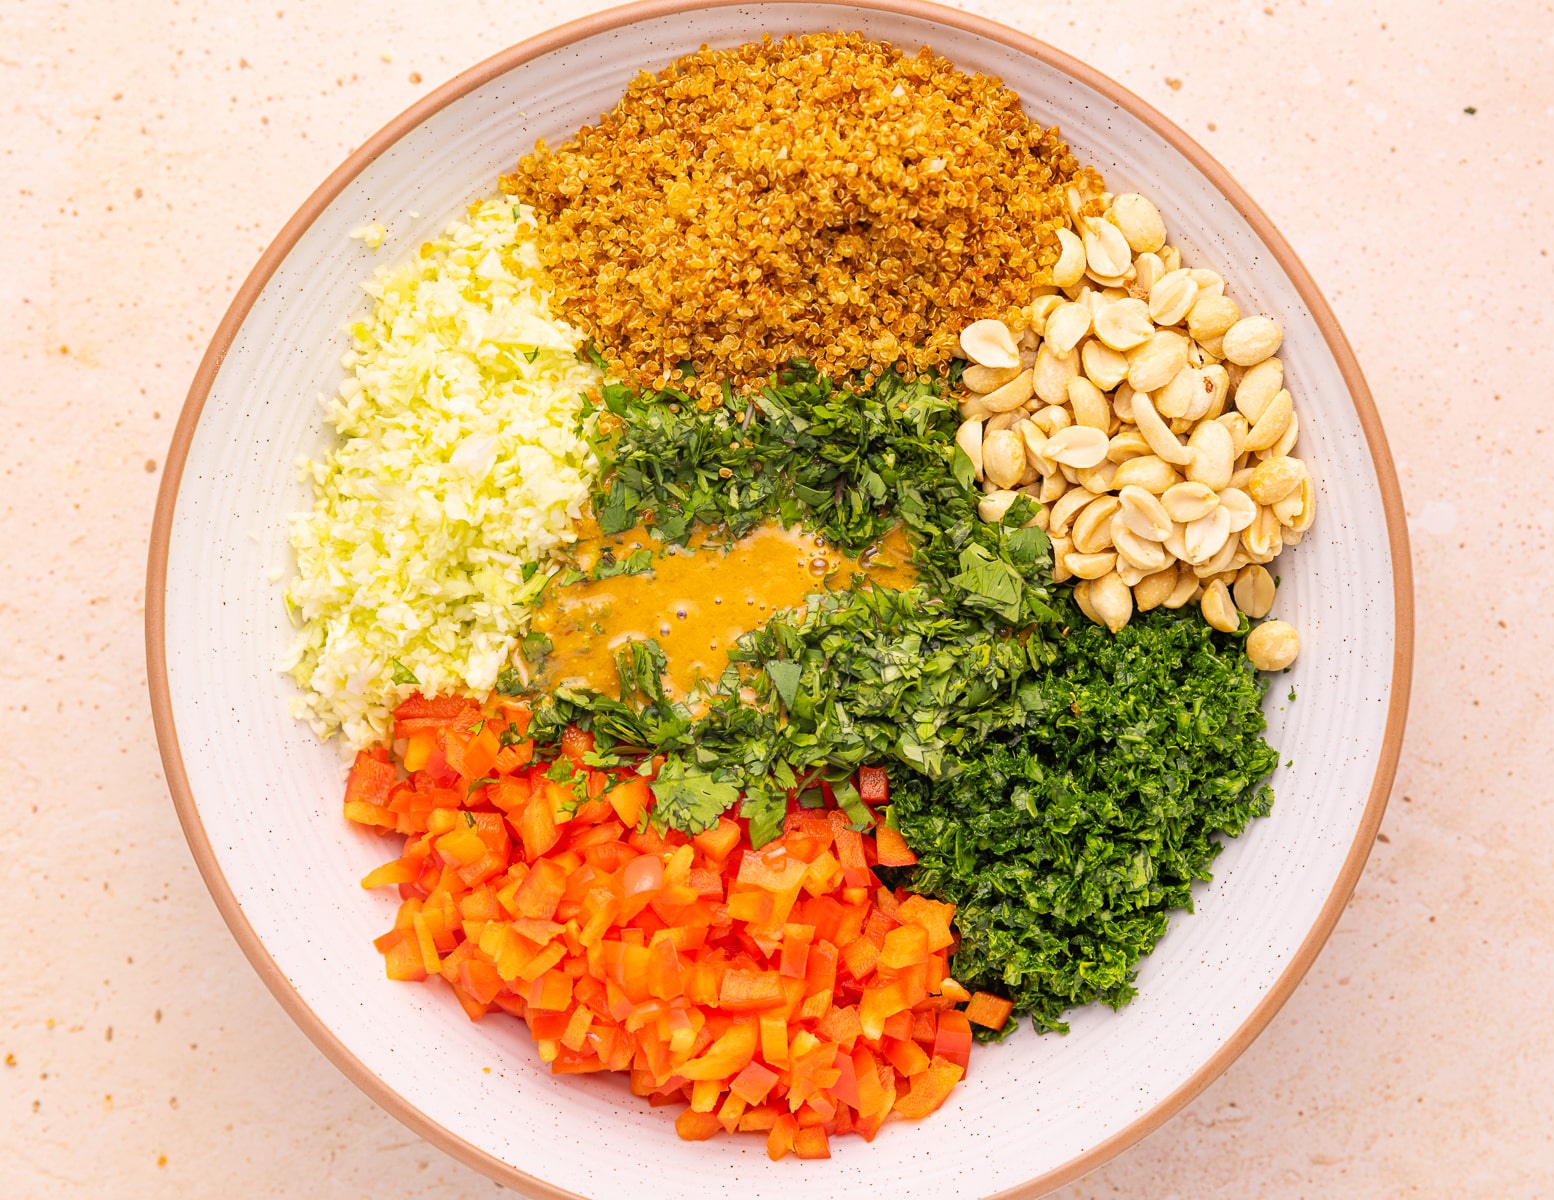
<box><xmin>148</xmin><ymin>2</ymin><xmax>1412</xmax><ymax>1196</ymax></box>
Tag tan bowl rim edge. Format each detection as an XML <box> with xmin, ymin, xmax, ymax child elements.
<box><xmin>145</xmin><ymin>1</ymin><xmax>1416</xmax><ymax>1196</ymax></box>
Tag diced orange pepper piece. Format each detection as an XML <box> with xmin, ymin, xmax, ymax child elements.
<box><xmin>893</xmin><ymin>1055</ymin><xmax>964</xmax><ymax>1120</ymax></box>
<box><xmin>792</xmin><ymin>1126</ymin><xmax>831</xmax><ymax>1160</ymax></box>
<box><xmin>678</xmin><ymin>1018</ymin><xmax>757</xmax><ymax>1081</ymax></box>
<box><xmin>718</xmin><ymin>969</ymin><xmax>786</xmax><ymax>1014</ymax></box>
<box><xmin>965</xmin><ymin>991</ymin><xmax>1016</xmax><ymax>1030</ymax></box>
<box><xmin>872</xmin><ymin>823</ymin><xmax>916</xmax><ymax>866</ymax></box>
<box><xmin>766</xmin><ymin>1112</ymin><xmax>798</xmax><ymax>1161</ymax></box>
<box><xmin>933</xmin><ymin>1010</ymin><xmax>973</xmax><ymax>1072</ymax></box>
<box><xmin>675</xmin><ymin>1108</ymin><xmax>723</xmax><ymax>1141</ymax></box>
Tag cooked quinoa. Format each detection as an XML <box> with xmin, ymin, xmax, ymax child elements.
<box><xmin>501</xmin><ymin>32</ymin><xmax>1097</xmax><ymax>398</ymax></box>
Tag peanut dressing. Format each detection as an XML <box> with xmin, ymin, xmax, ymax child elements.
<box><xmin>532</xmin><ymin>521</ymin><xmax>914</xmax><ymax>698</ymax></box>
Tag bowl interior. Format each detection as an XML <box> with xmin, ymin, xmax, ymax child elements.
<box><xmin>155</xmin><ymin>4</ymin><xmax>1402</xmax><ymax>1197</ymax></box>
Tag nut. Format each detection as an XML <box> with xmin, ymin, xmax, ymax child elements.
<box><xmin>1067</xmin><ymin>376</ymin><xmax>1111</xmax><ymax>430</ymax></box>
<box><xmin>1134</xmin><ymin>564</ymin><xmax>1178</xmax><ymax>612</ymax></box>
<box><xmin>1183</xmin><ymin>506</ymin><xmax>1233</xmax><ymax>564</ymax></box>
<box><xmin>1072</xmin><ymin>577</ymin><xmax>1099</xmax><ymax>624</ymax></box>
<box><xmin>1243</xmin><ymin>388</ymin><xmax>1294</xmax><ymax>452</ymax></box>
<box><xmin>1200</xmin><ymin>580</ymin><xmax>1240</xmax><ymax>633</ymax></box>
<box><xmin>1109</xmin><ymin>193</ymin><xmax>1167</xmax><ymax>254</ymax></box>
<box><xmin>1093</xmin><ymin>298</ymin><xmax>1154</xmax><ymax>351</ymax></box>
<box><xmin>1065</xmin><ymin>549</ymin><xmax>1119</xmax><ymax>580</ymax></box>
<box><xmin>1161</xmin><ymin>481</ymin><xmax>1220</xmax><ymax>523</ymax></box>
<box><xmin>1246</xmin><ymin>619</ymin><xmax>1299</xmax><ymax>670</ymax></box>
<box><xmin>981</xmin><ymin>369</ymin><xmax>1037</xmax><ymax>413</ymax></box>
<box><xmin>982</xmin><ymin>428</ymin><xmax>1027</xmax><ymax>489</ymax></box>
<box><xmin>1045</xmin><ymin>302</ymin><xmax>1093</xmax><ymax>355</ymax></box>
<box><xmin>1132</xmin><ymin>251</ymin><xmax>1166</xmax><ymax>295</ymax></box>
<box><xmin>1048</xmin><ymin>486</ymin><xmax>1097</xmax><ymax>537</ymax></box>
<box><xmin>1042</xmin><ymin>424</ymin><xmax>1110</xmax><ymax>469</ymax></box>
<box><xmin>1148</xmin><ymin>269</ymin><xmax>1199</xmax><ymax>327</ymax></box>
<box><xmin>1111</xmin><ymin>513</ymin><xmax>1169</xmax><ymax>572</ymax></box>
<box><xmin>1112</xmin><ymin>454</ymin><xmax>1182</xmax><ymax>494</ymax></box>
<box><xmin>1260</xmin><ymin>408</ymin><xmax>1300</xmax><ymax>460</ymax></box>
<box><xmin>1031</xmin><ymin>343</ymin><xmax>1082</xmax><ymax>406</ymax></box>
<box><xmin>1216</xmin><ymin>486</ymin><xmax>1258</xmax><ymax>532</ymax></box>
<box><xmin>1107</xmin><ymin>430</ymin><xmax>1152</xmax><ymax>464</ymax></box>
<box><xmin>955</xmin><ymin>417</ymin><xmax>985</xmax><ymax>478</ymax></box>
<box><xmin>977</xmin><ymin>490</ymin><xmax>1021</xmax><ymax>524</ymax></box>
<box><xmin>1127</xmin><ymin>330</ymin><xmax>1190</xmax><ymax>393</ymax></box>
<box><xmin>1081</xmin><ymin>338</ymin><xmax>1130</xmax><ymax>390</ymax></box>
<box><xmin>1273</xmin><ymin>474</ymin><xmax>1316</xmax><ymax>531</ymax></box>
<box><xmin>960</xmin><ymin>319</ymin><xmax>1021</xmax><ymax>369</ymax></box>
<box><xmin>1117</xmin><ymin>484</ymin><xmax>1173</xmax><ymax>541</ymax></box>
<box><xmin>1247</xmin><ymin>455</ymin><xmax>1307</xmax><ymax>505</ymax></box>
<box><xmin>1071</xmin><ymin>494</ymin><xmax>1122</xmax><ymax>555</ymax></box>
<box><xmin>1233</xmin><ymin>564</ymin><xmax>1275</xmax><ymax>618</ymax></box>
<box><xmin>1163</xmin><ymin>566</ymin><xmax>1200</xmax><ymax>609</ymax></box>
<box><xmin>1241</xmin><ymin>506</ymin><xmax>1283</xmax><ymax>562</ymax></box>
<box><xmin>1052</xmin><ymin>226</ymin><xmax>1086</xmax><ymax>288</ymax></box>
<box><xmin>1089</xmin><ymin>570</ymin><xmax>1135</xmax><ymax>633</ymax></box>
<box><xmin>1130</xmin><ymin>388</ymin><xmax>1193</xmax><ymax>465</ymax></box>
<box><xmin>1082</xmin><ymin>216</ymin><xmax>1133</xmax><ymax>278</ymax></box>
<box><xmin>1187</xmin><ymin>294</ymin><xmax>1240</xmax><ymax>343</ymax></box>
<box><xmin>1031</xmin><ymin>403</ymin><xmax>1073</xmax><ymax>437</ymax></box>
<box><xmin>963</xmin><ymin>363</ymin><xmax>1024</xmax><ymax>393</ymax></box>
<box><xmin>1233</xmin><ymin>357</ymin><xmax>1283</xmax><ymax>423</ymax></box>
<box><xmin>1185</xmin><ymin>419</ymin><xmax>1236</xmax><ymax>491</ymax></box>
<box><xmin>1222</xmin><ymin>316</ymin><xmax>1283</xmax><ymax>366</ymax></box>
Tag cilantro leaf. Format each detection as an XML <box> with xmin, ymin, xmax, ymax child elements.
<box><xmin>389</xmin><ymin>659</ymin><xmax>418</xmax><ymax>686</ymax></box>
<box><xmin>647</xmin><ymin>756</ymin><xmax>741</xmax><ymax>836</ymax></box>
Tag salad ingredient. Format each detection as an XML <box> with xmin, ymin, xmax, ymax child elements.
<box><xmin>533</xmin><ymin>522</ymin><xmax>912</xmax><ymax>699</ymax></box>
<box><xmin>889</xmin><ymin>608</ymin><xmax>1279</xmax><ymax>1033</ymax></box>
<box><xmin>284</xmin><ymin>200</ymin><xmax>601</xmax><ymax>746</ymax></box>
<box><xmin>947</xmin><ymin>182</ymin><xmax>1312</xmax><ymax>664</ymax></box>
<box><xmin>346</xmin><ymin>699</ymin><xmax>970</xmax><ymax>1152</ymax></box>
<box><xmin>501</xmin><ymin>32</ymin><xmax>1096</xmax><ymax>398</ymax></box>
<box><xmin>1246</xmin><ymin>619</ymin><xmax>1300</xmax><ymax>671</ymax></box>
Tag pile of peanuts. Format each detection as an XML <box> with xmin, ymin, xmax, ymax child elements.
<box><xmin>954</xmin><ymin>185</ymin><xmax>1305</xmax><ymax>673</ymax></box>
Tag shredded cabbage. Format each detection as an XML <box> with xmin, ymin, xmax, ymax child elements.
<box><xmin>284</xmin><ymin>199</ymin><xmax>601</xmax><ymax>747</ymax></box>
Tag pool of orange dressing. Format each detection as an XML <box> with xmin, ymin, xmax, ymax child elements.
<box><xmin>532</xmin><ymin>521</ymin><xmax>915</xmax><ymax>699</ymax></box>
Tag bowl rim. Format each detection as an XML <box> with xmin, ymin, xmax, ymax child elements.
<box><xmin>145</xmin><ymin>1</ymin><xmax>1415</xmax><ymax>1195</ymax></box>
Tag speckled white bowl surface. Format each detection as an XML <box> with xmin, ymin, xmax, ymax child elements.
<box><xmin>150</xmin><ymin>3</ymin><xmax>1409</xmax><ymax>1197</ymax></box>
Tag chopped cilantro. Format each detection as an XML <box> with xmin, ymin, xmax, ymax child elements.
<box><xmin>389</xmin><ymin>659</ymin><xmax>418</xmax><ymax>686</ymax></box>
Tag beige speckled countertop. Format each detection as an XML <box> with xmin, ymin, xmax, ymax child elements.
<box><xmin>5</xmin><ymin>0</ymin><xmax>1552</xmax><ymax>1195</ymax></box>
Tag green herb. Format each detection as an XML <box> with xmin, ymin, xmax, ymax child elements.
<box><xmin>467</xmin><ymin>719</ymin><xmax>486</xmax><ymax>736</ymax></box>
<box><xmin>467</xmin><ymin>776</ymin><xmax>496</xmax><ymax>795</ymax></box>
<box><xmin>498</xmin><ymin>720</ymin><xmax>528</xmax><ymax>748</ymax></box>
<box><xmin>889</xmin><ymin>609</ymin><xmax>1278</xmax><ymax>1035</ymax></box>
<box><xmin>520</xmin><ymin>632</ymin><xmax>553</xmax><ymax>665</ymax></box>
<box><xmin>463</xmin><ymin>811</ymin><xmax>478</xmax><ymax>827</ymax></box>
<box><xmin>525</xmin><ymin>347</ymin><xmax>541</xmax><ymax>363</ymax></box>
<box><xmin>495</xmin><ymin>666</ymin><xmax>525</xmax><ymax>696</ymax></box>
<box><xmin>647</xmin><ymin>756</ymin><xmax>742</xmax><ymax>836</ymax></box>
<box><xmin>1464</xmin><ymin>105</ymin><xmax>1477</xmax><ymax>114</ymax></box>
<box><xmin>1288</xmin><ymin>686</ymin><xmax>1297</xmax><ymax>701</ymax></box>
<box><xmin>389</xmin><ymin>658</ymin><xmax>418</xmax><ymax>686</ymax></box>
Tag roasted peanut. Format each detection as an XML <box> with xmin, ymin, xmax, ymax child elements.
<box><xmin>963</xmin><ymin>363</ymin><xmax>1023</xmax><ymax>393</ymax></box>
<box><xmin>1081</xmin><ymin>337</ymin><xmax>1130</xmax><ymax>390</ymax></box>
<box><xmin>1187</xmin><ymin>293</ymin><xmax>1240</xmax><ymax>343</ymax></box>
<box><xmin>1221</xmin><ymin>315</ymin><xmax>1283</xmax><ymax>366</ymax></box>
<box><xmin>1148</xmin><ymin>269</ymin><xmax>1198</xmax><ymax>327</ymax></box>
<box><xmin>1112</xmin><ymin>453</ymin><xmax>1182</xmax><ymax>494</ymax></box>
<box><xmin>1089</xmin><ymin>569</ymin><xmax>1134</xmax><ymax>632</ymax></box>
<box><xmin>1110</xmin><ymin>193</ymin><xmax>1167</xmax><ymax>254</ymax></box>
<box><xmin>960</xmin><ymin>319</ymin><xmax>1021</xmax><ymax>369</ymax></box>
<box><xmin>1243</xmin><ymin>388</ymin><xmax>1294</xmax><ymax>452</ymax></box>
<box><xmin>982</xmin><ymin>428</ymin><xmax>1027</xmax><ymax>489</ymax></box>
<box><xmin>1134</xmin><ymin>564</ymin><xmax>1178</xmax><ymax>612</ymax></box>
<box><xmin>1117</xmin><ymin>484</ymin><xmax>1173</xmax><ymax>541</ymax></box>
<box><xmin>1161</xmin><ymin>480</ymin><xmax>1219</xmax><ymax>523</ymax></box>
<box><xmin>1052</xmin><ymin>226</ymin><xmax>1087</xmax><ymax>288</ymax></box>
<box><xmin>1045</xmin><ymin>302</ymin><xmax>1093</xmax><ymax>355</ymax></box>
<box><xmin>1246</xmin><ymin>619</ymin><xmax>1299</xmax><ymax>670</ymax></box>
<box><xmin>1200</xmin><ymin>580</ymin><xmax>1240</xmax><ymax>632</ymax></box>
<box><xmin>1186</xmin><ymin>418</ymin><xmax>1236</xmax><ymax>491</ymax></box>
<box><xmin>981</xmin><ymin>369</ymin><xmax>1036</xmax><ymax>413</ymax></box>
<box><xmin>1127</xmin><ymin>330</ymin><xmax>1190</xmax><ymax>393</ymax></box>
<box><xmin>956</xmin><ymin>417</ymin><xmax>984</xmax><ymax>478</ymax></box>
<box><xmin>1233</xmin><ymin>564</ymin><xmax>1275</xmax><ymax>618</ymax></box>
<box><xmin>1065</xmin><ymin>549</ymin><xmax>1119</xmax><ymax>580</ymax></box>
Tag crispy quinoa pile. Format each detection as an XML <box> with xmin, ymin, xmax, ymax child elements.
<box><xmin>501</xmin><ymin>32</ymin><xmax>1095</xmax><ymax>397</ymax></box>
